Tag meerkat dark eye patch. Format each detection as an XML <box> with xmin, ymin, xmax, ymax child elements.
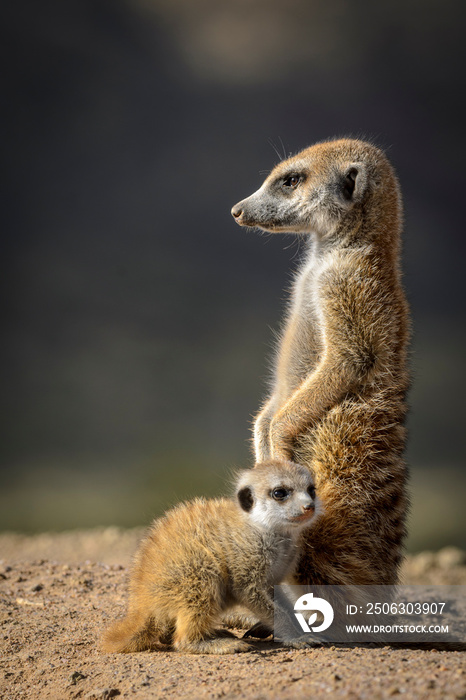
<box><xmin>341</xmin><ymin>167</ymin><xmax>358</xmax><ymax>200</ymax></box>
<box><xmin>237</xmin><ymin>486</ymin><xmax>254</xmax><ymax>512</ymax></box>
<box><xmin>307</xmin><ymin>485</ymin><xmax>316</xmax><ymax>500</ymax></box>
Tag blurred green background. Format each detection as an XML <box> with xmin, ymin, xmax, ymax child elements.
<box><xmin>1</xmin><ymin>0</ymin><xmax>465</xmax><ymax>551</ymax></box>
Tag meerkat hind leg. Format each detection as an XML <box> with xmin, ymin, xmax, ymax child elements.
<box><xmin>222</xmin><ymin>606</ymin><xmax>260</xmax><ymax>630</ymax></box>
<box><xmin>173</xmin><ymin>609</ymin><xmax>250</xmax><ymax>655</ymax></box>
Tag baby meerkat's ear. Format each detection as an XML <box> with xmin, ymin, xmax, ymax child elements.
<box><xmin>340</xmin><ymin>162</ymin><xmax>368</xmax><ymax>203</ymax></box>
<box><xmin>237</xmin><ymin>486</ymin><xmax>254</xmax><ymax>512</ymax></box>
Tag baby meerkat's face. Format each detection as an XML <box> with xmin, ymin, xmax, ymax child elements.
<box><xmin>236</xmin><ymin>460</ymin><xmax>319</xmax><ymax>535</ymax></box>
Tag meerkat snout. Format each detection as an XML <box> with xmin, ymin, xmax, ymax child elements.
<box><xmin>292</xmin><ymin>490</ymin><xmax>316</xmax><ymax>523</ymax></box>
<box><xmin>231</xmin><ymin>202</ymin><xmax>243</xmax><ymax>220</ymax></box>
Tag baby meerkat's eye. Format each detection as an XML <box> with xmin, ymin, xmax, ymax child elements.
<box><xmin>272</xmin><ymin>487</ymin><xmax>290</xmax><ymax>501</ymax></box>
<box><xmin>307</xmin><ymin>485</ymin><xmax>316</xmax><ymax>500</ymax></box>
<box><xmin>283</xmin><ymin>174</ymin><xmax>302</xmax><ymax>189</ymax></box>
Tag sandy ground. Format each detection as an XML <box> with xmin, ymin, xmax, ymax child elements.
<box><xmin>1</xmin><ymin>529</ymin><xmax>465</xmax><ymax>700</ymax></box>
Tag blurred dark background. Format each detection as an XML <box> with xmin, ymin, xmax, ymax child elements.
<box><xmin>1</xmin><ymin>0</ymin><xmax>465</xmax><ymax>550</ymax></box>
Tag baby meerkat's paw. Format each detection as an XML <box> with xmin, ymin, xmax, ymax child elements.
<box><xmin>222</xmin><ymin>609</ymin><xmax>260</xmax><ymax>630</ymax></box>
<box><xmin>279</xmin><ymin>635</ymin><xmax>322</xmax><ymax>650</ymax></box>
<box><xmin>175</xmin><ymin>637</ymin><xmax>251</xmax><ymax>655</ymax></box>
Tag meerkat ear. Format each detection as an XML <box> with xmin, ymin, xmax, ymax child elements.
<box><xmin>340</xmin><ymin>163</ymin><xmax>368</xmax><ymax>203</ymax></box>
<box><xmin>237</xmin><ymin>486</ymin><xmax>254</xmax><ymax>512</ymax></box>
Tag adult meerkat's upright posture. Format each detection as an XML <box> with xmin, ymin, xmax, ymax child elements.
<box><xmin>103</xmin><ymin>460</ymin><xmax>319</xmax><ymax>655</ymax></box>
<box><xmin>232</xmin><ymin>138</ymin><xmax>410</xmax><ymax>586</ymax></box>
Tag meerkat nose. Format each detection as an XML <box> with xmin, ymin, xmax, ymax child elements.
<box><xmin>302</xmin><ymin>503</ymin><xmax>315</xmax><ymax>512</ymax></box>
<box><xmin>231</xmin><ymin>203</ymin><xmax>243</xmax><ymax>219</ymax></box>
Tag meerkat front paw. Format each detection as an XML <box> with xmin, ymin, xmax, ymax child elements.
<box><xmin>279</xmin><ymin>635</ymin><xmax>322</xmax><ymax>650</ymax></box>
<box><xmin>175</xmin><ymin>637</ymin><xmax>251</xmax><ymax>655</ymax></box>
<box><xmin>222</xmin><ymin>609</ymin><xmax>260</xmax><ymax>630</ymax></box>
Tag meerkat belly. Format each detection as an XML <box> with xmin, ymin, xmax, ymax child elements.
<box><xmin>274</xmin><ymin>266</ymin><xmax>324</xmax><ymax>404</ymax></box>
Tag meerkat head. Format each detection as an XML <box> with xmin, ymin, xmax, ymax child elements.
<box><xmin>231</xmin><ymin>138</ymin><xmax>399</xmax><ymax>240</ymax></box>
<box><xmin>235</xmin><ymin>460</ymin><xmax>320</xmax><ymax>535</ymax></box>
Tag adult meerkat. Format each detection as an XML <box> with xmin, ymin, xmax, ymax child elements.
<box><xmin>103</xmin><ymin>460</ymin><xmax>320</xmax><ymax>655</ymax></box>
<box><xmin>231</xmin><ymin>138</ymin><xmax>410</xmax><ymax>586</ymax></box>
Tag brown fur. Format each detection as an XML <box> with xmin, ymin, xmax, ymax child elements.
<box><xmin>102</xmin><ymin>460</ymin><xmax>319</xmax><ymax>654</ymax></box>
<box><xmin>232</xmin><ymin>138</ymin><xmax>410</xmax><ymax>586</ymax></box>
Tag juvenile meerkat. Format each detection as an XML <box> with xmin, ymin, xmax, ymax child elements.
<box><xmin>231</xmin><ymin>138</ymin><xmax>410</xmax><ymax>586</ymax></box>
<box><xmin>103</xmin><ymin>460</ymin><xmax>319</xmax><ymax>655</ymax></box>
